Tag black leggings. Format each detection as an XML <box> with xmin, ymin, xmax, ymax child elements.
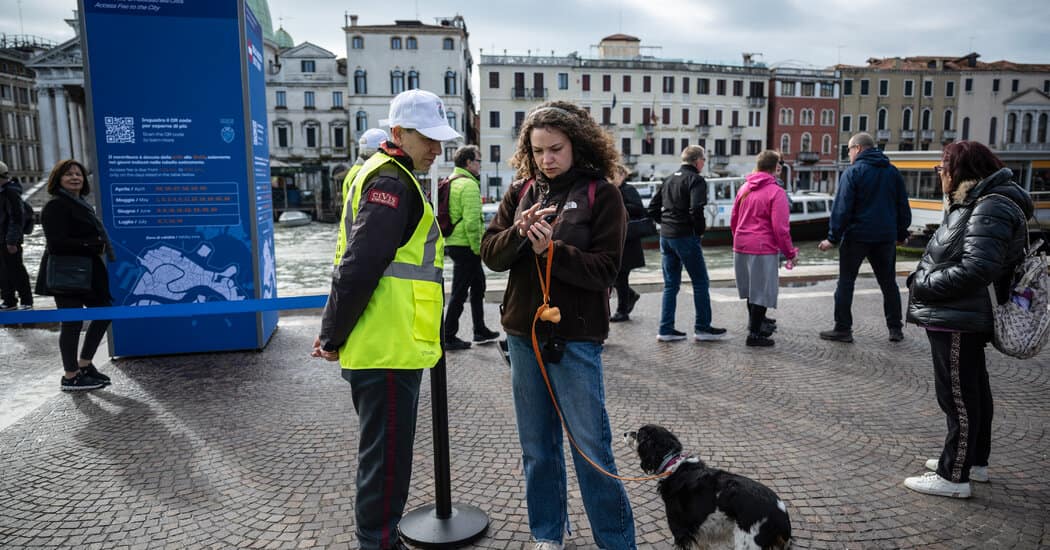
<box><xmin>746</xmin><ymin>299</ymin><xmax>767</xmax><ymax>334</ymax></box>
<box><xmin>55</xmin><ymin>294</ymin><xmax>111</xmax><ymax>373</ymax></box>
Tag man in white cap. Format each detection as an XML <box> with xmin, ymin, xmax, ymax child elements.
<box><xmin>0</xmin><ymin>160</ymin><xmax>33</xmax><ymax>310</ymax></box>
<box><xmin>333</xmin><ymin>127</ymin><xmax>388</xmax><ymax>265</ymax></box>
<box><xmin>311</xmin><ymin>89</ymin><xmax>460</xmax><ymax>550</ymax></box>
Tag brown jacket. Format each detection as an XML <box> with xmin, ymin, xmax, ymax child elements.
<box><xmin>481</xmin><ymin>169</ymin><xmax>626</xmax><ymax>342</ymax></box>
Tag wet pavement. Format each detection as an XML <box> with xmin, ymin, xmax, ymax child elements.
<box><xmin>2</xmin><ymin>273</ymin><xmax>1049</xmax><ymax>549</ymax></box>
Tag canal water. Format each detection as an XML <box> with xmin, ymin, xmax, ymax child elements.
<box><xmin>20</xmin><ymin>222</ymin><xmax>839</xmax><ymax>297</ymax></box>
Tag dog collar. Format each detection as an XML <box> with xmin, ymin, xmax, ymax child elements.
<box><xmin>658</xmin><ymin>452</ymin><xmax>696</xmax><ymax>474</ymax></box>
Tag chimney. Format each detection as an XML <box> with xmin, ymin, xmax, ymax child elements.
<box><xmin>350</xmin><ymin>14</ymin><xmax>358</xmax><ymax>27</ymax></box>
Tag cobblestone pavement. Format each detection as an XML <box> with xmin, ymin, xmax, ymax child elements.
<box><xmin>1</xmin><ymin>277</ymin><xmax>1048</xmax><ymax>549</ymax></box>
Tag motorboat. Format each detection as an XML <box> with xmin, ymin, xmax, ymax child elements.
<box><xmin>277</xmin><ymin>210</ymin><xmax>312</xmax><ymax>227</ymax></box>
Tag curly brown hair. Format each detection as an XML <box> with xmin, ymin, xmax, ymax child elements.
<box><xmin>509</xmin><ymin>101</ymin><xmax>620</xmax><ymax>181</ymax></box>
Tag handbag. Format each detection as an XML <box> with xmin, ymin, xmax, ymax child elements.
<box><xmin>626</xmin><ymin>217</ymin><xmax>658</xmax><ymax>240</ymax></box>
<box><xmin>46</xmin><ymin>254</ymin><xmax>94</xmax><ymax>295</ymax></box>
<box><xmin>986</xmin><ymin>197</ymin><xmax>1050</xmax><ymax>359</ymax></box>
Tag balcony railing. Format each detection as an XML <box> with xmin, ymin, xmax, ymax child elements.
<box><xmin>729</xmin><ymin>125</ymin><xmax>744</xmax><ymax>137</ymax></box>
<box><xmin>797</xmin><ymin>151</ymin><xmax>821</xmax><ymax>164</ymax></box>
<box><xmin>900</xmin><ymin>129</ymin><xmax>916</xmax><ymax>140</ymax></box>
<box><xmin>709</xmin><ymin>154</ymin><xmax>730</xmax><ymax>166</ymax></box>
<box><xmin>747</xmin><ymin>96</ymin><xmax>767</xmax><ymax>108</ymax></box>
<box><xmin>921</xmin><ymin>130</ymin><xmax>935</xmax><ymax>141</ymax></box>
<box><xmin>942</xmin><ymin>129</ymin><xmax>957</xmax><ymax>140</ymax></box>
<box><xmin>1003</xmin><ymin>142</ymin><xmax>1050</xmax><ymax>152</ymax></box>
<box><xmin>876</xmin><ymin>129</ymin><xmax>891</xmax><ymax>141</ymax></box>
<box><xmin>511</xmin><ymin>87</ymin><xmax>548</xmax><ymax>100</ymax></box>
<box><xmin>696</xmin><ymin>124</ymin><xmax>711</xmax><ymax>135</ymax></box>
<box><xmin>623</xmin><ymin>154</ymin><xmax>638</xmax><ymax>165</ymax></box>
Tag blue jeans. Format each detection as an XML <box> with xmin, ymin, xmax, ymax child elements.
<box><xmin>833</xmin><ymin>240</ymin><xmax>903</xmax><ymax>331</ymax></box>
<box><xmin>506</xmin><ymin>335</ymin><xmax>636</xmax><ymax>549</ymax></box>
<box><xmin>659</xmin><ymin>235</ymin><xmax>714</xmax><ymax>335</ymax></box>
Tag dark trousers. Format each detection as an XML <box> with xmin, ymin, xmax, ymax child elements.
<box><xmin>343</xmin><ymin>368</ymin><xmax>423</xmax><ymax>550</ymax></box>
<box><xmin>55</xmin><ymin>294</ymin><xmax>111</xmax><ymax>373</ymax></box>
<box><xmin>0</xmin><ymin>244</ymin><xmax>32</xmax><ymax>306</ymax></box>
<box><xmin>613</xmin><ymin>268</ymin><xmax>636</xmax><ymax>313</ymax></box>
<box><xmin>444</xmin><ymin>246</ymin><xmax>487</xmax><ymax>339</ymax></box>
<box><xmin>927</xmin><ymin>330</ymin><xmax>993</xmax><ymax>483</ymax></box>
<box><xmin>833</xmin><ymin>240</ymin><xmax>902</xmax><ymax>331</ymax></box>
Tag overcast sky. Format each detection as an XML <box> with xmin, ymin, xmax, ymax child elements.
<box><xmin>7</xmin><ymin>0</ymin><xmax>1049</xmax><ymax>69</ymax></box>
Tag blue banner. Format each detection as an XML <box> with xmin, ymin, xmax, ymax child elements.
<box><xmin>81</xmin><ymin>0</ymin><xmax>277</xmax><ymax>356</ymax></box>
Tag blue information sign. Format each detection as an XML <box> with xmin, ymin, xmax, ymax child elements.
<box><xmin>80</xmin><ymin>0</ymin><xmax>278</xmax><ymax>356</ymax></box>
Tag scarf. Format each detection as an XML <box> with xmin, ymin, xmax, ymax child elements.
<box><xmin>57</xmin><ymin>187</ymin><xmax>116</xmax><ymax>261</ymax></box>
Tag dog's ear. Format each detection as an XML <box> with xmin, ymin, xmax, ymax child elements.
<box><xmin>637</xmin><ymin>426</ymin><xmax>664</xmax><ymax>474</ymax></box>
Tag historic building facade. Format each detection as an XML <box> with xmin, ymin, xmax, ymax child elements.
<box><xmin>478</xmin><ymin>35</ymin><xmax>770</xmax><ymax>197</ymax></box>
<box><xmin>0</xmin><ymin>35</ymin><xmax>50</xmax><ymax>183</ymax></box>
<box><xmin>768</xmin><ymin>66</ymin><xmax>840</xmax><ymax>193</ymax></box>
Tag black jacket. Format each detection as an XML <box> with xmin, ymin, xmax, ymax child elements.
<box><xmin>828</xmin><ymin>148</ymin><xmax>911</xmax><ymax>243</ymax></box>
<box><xmin>618</xmin><ymin>182</ymin><xmax>646</xmax><ymax>271</ymax></box>
<box><xmin>1</xmin><ymin>178</ymin><xmax>25</xmax><ymax>246</ymax></box>
<box><xmin>906</xmin><ymin>168</ymin><xmax>1033</xmax><ymax>333</ymax></box>
<box><xmin>648</xmin><ymin>164</ymin><xmax>706</xmax><ymax>238</ymax></box>
<box><xmin>35</xmin><ymin>192</ymin><xmax>111</xmax><ymax>300</ymax></box>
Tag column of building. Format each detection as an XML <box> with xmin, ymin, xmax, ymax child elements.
<box><xmin>35</xmin><ymin>85</ymin><xmax>56</xmax><ymax>172</ymax></box>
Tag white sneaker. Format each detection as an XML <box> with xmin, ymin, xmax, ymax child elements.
<box><xmin>534</xmin><ymin>542</ymin><xmax>564</xmax><ymax>550</ymax></box>
<box><xmin>924</xmin><ymin>458</ymin><xmax>989</xmax><ymax>483</ymax></box>
<box><xmin>904</xmin><ymin>471</ymin><xmax>971</xmax><ymax>498</ymax></box>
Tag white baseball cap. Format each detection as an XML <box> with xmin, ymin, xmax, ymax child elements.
<box><xmin>0</xmin><ymin>161</ymin><xmax>8</xmax><ymax>177</ymax></box>
<box><xmin>380</xmin><ymin>89</ymin><xmax>461</xmax><ymax>142</ymax></box>
<box><xmin>358</xmin><ymin>128</ymin><xmax>388</xmax><ymax>150</ymax></box>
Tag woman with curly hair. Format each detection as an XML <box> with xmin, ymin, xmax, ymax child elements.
<box><xmin>481</xmin><ymin>101</ymin><xmax>635</xmax><ymax>549</ymax></box>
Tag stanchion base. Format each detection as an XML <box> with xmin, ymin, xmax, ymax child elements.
<box><xmin>399</xmin><ymin>503</ymin><xmax>488</xmax><ymax>548</ymax></box>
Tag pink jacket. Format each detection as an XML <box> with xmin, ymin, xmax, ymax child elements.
<box><xmin>730</xmin><ymin>172</ymin><xmax>797</xmax><ymax>259</ymax></box>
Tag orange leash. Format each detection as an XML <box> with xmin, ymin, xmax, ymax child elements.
<box><xmin>529</xmin><ymin>241</ymin><xmax>669</xmax><ymax>482</ymax></box>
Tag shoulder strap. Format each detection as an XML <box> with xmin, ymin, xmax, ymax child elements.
<box><xmin>518</xmin><ymin>178</ymin><xmax>534</xmax><ymax>202</ymax></box>
<box><xmin>588</xmin><ymin>180</ymin><xmax>597</xmax><ymax>207</ymax></box>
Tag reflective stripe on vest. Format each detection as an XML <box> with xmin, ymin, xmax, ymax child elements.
<box><xmin>337</xmin><ymin>152</ymin><xmax>444</xmax><ymax>370</ymax></box>
<box><xmin>333</xmin><ymin>160</ymin><xmax>365</xmax><ymax>265</ymax></box>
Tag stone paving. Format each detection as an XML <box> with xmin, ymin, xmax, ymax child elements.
<box><xmin>1</xmin><ymin>276</ymin><xmax>1049</xmax><ymax>549</ymax></box>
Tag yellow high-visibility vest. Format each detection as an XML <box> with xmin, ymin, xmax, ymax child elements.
<box><xmin>333</xmin><ymin>160</ymin><xmax>364</xmax><ymax>265</ymax></box>
<box><xmin>337</xmin><ymin>152</ymin><xmax>444</xmax><ymax>369</ymax></box>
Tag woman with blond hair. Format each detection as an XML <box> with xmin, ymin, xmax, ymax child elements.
<box><xmin>481</xmin><ymin>101</ymin><xmax>634</xmax><ymax>550</ymax></box>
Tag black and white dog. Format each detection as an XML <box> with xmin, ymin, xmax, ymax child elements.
<box><xmin>624</xmin><ymin>424</ymin><xmax>791</xmax><ymax>550</ymax></box>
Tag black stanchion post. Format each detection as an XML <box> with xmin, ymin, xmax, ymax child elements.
<box><xmin>398</xmin><ymin>355</ymin><xmax>488</xmax><ymax>547</ymax></box>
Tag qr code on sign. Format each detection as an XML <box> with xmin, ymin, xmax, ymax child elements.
<box><xmin>104</xmin><ymin>116</ymin><xmax>135</xmax><ymax>144</ymax></box>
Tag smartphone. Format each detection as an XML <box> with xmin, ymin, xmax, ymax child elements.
<box><xmin>543</xmin><ymin>214</ymin><xmax>558</xmax><ymax>223</ymax></box>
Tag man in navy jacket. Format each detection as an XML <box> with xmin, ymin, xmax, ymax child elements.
<box><xmin>818</xmin><ymin>132</ymin><xmax>910</xmax><ymax>343</ymax></box>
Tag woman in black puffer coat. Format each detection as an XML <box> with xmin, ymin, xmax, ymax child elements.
<box><xmin>903</xmin><ymin>141</ymin><xmax>1033</xmax><ymax>499</ymax></box>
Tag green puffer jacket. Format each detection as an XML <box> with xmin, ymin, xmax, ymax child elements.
<box><xmin>444</xmin><ymin>167</ymin><xmax>483</xmax><ymax>255</ymax></box>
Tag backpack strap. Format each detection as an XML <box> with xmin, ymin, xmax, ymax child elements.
<box><xmin>588</xmin><ymin>180</ymin><xmax>597</xmax><ymax>207</ymax></box>
<box><xmin>517</xmin><ymin>178</ymin><xmax>535</xmax><ymax>202</ymax></box>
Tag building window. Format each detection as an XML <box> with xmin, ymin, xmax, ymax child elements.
<box><xmin>304</xmin><ymin>91</ymin><xmax>315</xmax><ymax>109</ymax></box>
<box><xmin>946</xmin><ymin>81</ymin><xmax>955</xmax><ymax>97</ymax></box>
<box><xmin>682</xmin><ymin>77</ymin><xmax>690</xmax><ymax>94</ymax></box>
<box><xmin>731</xmin><ymin>139</ymin><xmax>741</xmax><ymax>155</ymax></box>
<box><xmin>822</xmin><ymin>134</ymin><xmax>832</xmax><ymax>155</ymax></box>
<box><xmin>878</xmin><ymin>79</ymin><xmax>888</xmax><ymax>96</ymax></box>
<box><xmin>489</xmin><ymin>72</ymin><xmax>499</xmax><ymax>89</ymax></box>
<box><xmin>821</xmin><ymin>109</ymin><xmax>834</xmax><ymax>126</ymax></box>
<box><xmin>643</xmin><ymin>75</ymin><xmax>651</xmax><ymax>92</ymax></box>
<box><xmin>305</xmin><ymin>124</ymin><xmax>318</xmax><ymax>148</ymax></box>
<box><xmin>275</xmin><ymin>124</ymin><xmax>289</xmax><ymax>147</ymax></box>
<box><xmin>992</xmin><ymin>79</ymin><xmax>1000</xmax><ymax>93</ymax></box>
<box><xmin>391</xmin><ymin>37</ymin><xmax>402</xmax><ymax>50</ymax></box>
<box><xmin>716</xmin><ymin>79</ymin><xmax>726</xmax><ymax>95</ymax></box>
<box><xmin>489</xmin><ymin>111</ymin><xmax>500</xmax><ymax>128</ymax></box>
<box><xmin>924</xmin><ymin>80</ymin><xmax>934</xmax><ymax>97</ymax></box>
<box><xmin>351</xmin><ymin>36</ymin><xmax>364</xmax><ymax>49</ymax></box>
<box><xmin>921</xmin><ymin>108</ymin><xmax>931</xmax><ymax>130</ymax></box>
<box><xmin>801</xmin><ymin>108</ymin><xmax>814</xmax><ymax>125</ymax></box>
<box><xmin>1022</xmin><ymin>113</ymin><xmax>1033</xmax><ymax>143</ymax></box>
<box><xmin>903</xmin><ymin>80</ymin><xmax>914</xmax><ymax>97</ymax></box>
<box><xmin>623</xmin><ymin>107</ymin><xmax>631</xmax><ymax>124</ymax></box>
<box><xmin>602</xmin><ymin>74</ymin><xmax>611</xmax><ymax>92</ymax></box>
<box><xmin>354</xmin><ymin>69</ymin><xmax>367</xmax><ymax>94</ymax></box>
<box><xmin>558</xmin><ymin>73</ymin><xmax>568</xmax><ymax>90</ymax></box>
<box><xmin>733</xmin><ymin>80</ymin><xmax>744</xmax><ymax>96</ymax></box>
<box><xmin>989</xmin><ymin>116</ymin><xmax>997</xmax><ymax>145</ymax></box>
<box><xmin>661</xmin><ymin>138</ymin><xmax>675</xmax><ymax>155</ymax></box>
<box><xmin>642</xmin><ymin>137</ymin><xmax>654</xmax><ymax>155</ymax></box>
<box><xmin>301</xmin><ymin>60</ymin><xmax>315</xmax><ymax>73</ymax></box>
<box><xmin>698</xmin><ymin>109</ymin><xmax>709</xmax><ymax>126</ymax></box>
<box><xmin>1006</xmin><ymin>113</ymin><xmax>1017</xmax><ymax>143</ymax></box>
<box><xmin>682</xmin><ymin>108</ymin><xmax>689</xmax><ymax>125</ymax></box>
<box><xmin>780</xmin><ymin>134</ymin><xmax>790</xmax><ymax>155</ymax></box>
<box><xmin>962</xmin><ymin>117</ymin><xmax>970</xmax><ymax>140</ymax></box>
<box><xmin>779</xmin><ymin>108</ymin><xmax>793</xmax><ymax>125</ymax></box>
<box><xmin>601</xmin><ymin>107</ymin><xmax>612</xmax><ymax>125</ymax></box>
<box><xmin>781</xmin><ymin>81</ymin><xmax>795</xmax><ymax>96</ymax></box>
<box><xmin>965</xmin><ymin>78</ymin><xmax>973</xmax><ymax>92</ymax></box>
<box><xmin>662</xmin><ymin>76</ymin><xmax>674</xmax><ymax>93</ymax></box>
<box><xmin>662</xmin><ymin>108</ymin><xmax>671</xmax><ymax>125</ymax></box>
<box><xmin>859</xmin><ymin>115</ymin><xmax>868</xmax><ymax>132</ymax></box>
<box><xmin>1039</xmin><ymin>113</ymin><xmax>1048</xmax><ymax>143</ymax></box>
<box><xmin>843</xmin><ymin>80</ymin><xmax>853</xmax><ymax>95</ymax></box>
<box><xmin>391</xmin><ymin>70</ymin><xmax>405</xmax><ymax>94</ymax></box>
<box><xmin>801</xmin><ymin>82</ymin><xmax>814</xmax><ymax>97</ymax></box>
<box><xmin>355</xmin><ymin>110</ymin><xmax>368</xmax><ymax>132</ymax></box>
<box><xmin>697</xmin><ymin>78</ymin><xmax>709</xmax><ymax>94</ymax></box>
<box><xmin>715</xmin><ymin>110</ymin><xmax>723</xmax><ymax>126</ymax></box>
<box><xmin>944</xmin><ymin>109</ymin><xmax>954</xmax><ymax>131</ymax></box>
<box><xmin>443</xmin><ymin>37</ymin><xmax>454</xmax><ymax>50</ymax></box>
<box><xmin>622</xmin><ymin>75</ymin><xmax>631</xmax><ymax>92</ymax></box>
<box><xmin>1012</xmin><ymin>79</ymin><xmax>1020</xmax><ymax>93</ymax></box>
<box><xmin>406</xmin><ymin>36</ymin><xmax>417</xmax><ymax>49</ymax></box>
<box><xmin>747</xmin><ymin>140</ymin><xmax>762</xmax><ymax>155</ymax></box>
<box><xmin>333</xmin><ymin>125</ymin><xmax>345</xmax><ymax>148</ymax></box>
<box><xmin>820</xmin><ymin>82</ymin><xmax>834</xmax><ymax>97</ymax></box>
<box><xmin>902</xmin><ymin>108</ymin><xmax>912</xmax><ymax>131</ymax></box>
<box><xmin>800</xmin><ymin>132</ymin><xmax>812</xmax><ymax>152</ymax></box>
<box><xmin>445</xmin><ymin>71</ymin><xmax>457</xmax><ymax>95</ymax></box>
<box><xmin>405</xmin><ymin>70</ymin><xmax>419</xmax><ymax>90</ymax></box>
<box><xmin>714</xmin><ymin>139</ymin><xmax>727</xmax><ymax>156</ymax></box>
<box><xmin>446</xmin><ymin>110</ymin><xmax>457</xmax><ymax>131</ymax></box>
<box><xmin>332</xmin><ymin>91</ymin><xmax>343</xmax><ymax>108</ymax></box>
<box><xmin>622</xmin><ymin>137</ymin><xmax>632</xmax><ymax>155</ymax></box>
<box><xmin>490</xmin><ymin>145</ymin><xmax>501</xmax><ymax>163</ymax></box>
<box><xmin>860</xmin><ymin>79</ymin><xmax>870</xmax><ymax>95</ymax></box>
<box><xmin>582</xmin><ymin>74</ymin><xmax>591</xmax><ymax>92</ymax></box>
<box><xmin>275</xmin><ymin>90</ymin><xmax>286</xmax><ymax>108</ymax></box>
<box><xmin>877</xmin><ymin>108</ymin><xmax>888</xmax><ymax>131</ymax></box>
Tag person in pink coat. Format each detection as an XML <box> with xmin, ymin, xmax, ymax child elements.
<box><xmin>730</xmin><ymin>150</ymin><xmax>799</xmax><ymax>346</ymax></box>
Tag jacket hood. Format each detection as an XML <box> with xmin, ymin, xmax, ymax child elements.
<box><xmin>744</xmin><ymin>171</ymin><xmax>776</xmax><ymax>189</ymax></box>
<box><xmin>855</xmin><ymin>147</ymin><xmax>891</xmax><ymax>168</ymax></box>
<box><xmin>2</xmin><ymin>179</ymin><xmax>23</xmax><ymax>194</ymax></box>
<box><xmin>953</xmin><ymin>167</ymin><xmax>1034</xmax><ymax>219</ymax></box>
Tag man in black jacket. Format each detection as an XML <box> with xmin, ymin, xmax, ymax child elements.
<box><xmin>0</xmin><ymin>161</ymin><xmax>32</xmax><ymax>310</ymax></box>
<box><xmin>648</xmin><ymin>145</ymin><xmax>726</xmax><ymax>342</ymax></box>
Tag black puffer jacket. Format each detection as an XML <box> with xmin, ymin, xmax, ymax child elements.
<box><xmin>907</xmin><ymin>168</ymin><xmax>1033</xmax><ymax>333</ymax></box>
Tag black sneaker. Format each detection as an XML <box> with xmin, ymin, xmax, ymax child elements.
<box><xmin>445</xmin><ymin>337</ymin><xmax>472</xmax><ymax>351</ymax></box>
<box><xmin>609</xmin><ymin>311</ymin><xmax>630</xmax><ymax>323</ymax></box>
<box><xmin>473</xmin><ymin>327</ymin><xmax>500</xmax><ymax>344</ymax></box>
<box><xmin>819</xmin><ymin>329</ymin><xmax>854</xmax><ymax>343</ymax></box>
<box><xmin>761</xmin><ymin>319</ymin><xmax>777</xmax><ymax>334</ymax></box>
<box><xmin>80</xmin><ymin>364</ymin><xmax>111</xmax><ymax>385</ymax></box>
<box><xmin>746</xmin><ymin>333</ymin><xmax>775</xmax><ymax>347</ymax></box>
<box><xmin>657</xmin><ymin>329</ymin><xmax>687</xmax><ymax>342</ymax></box>
<box><xmin>623</xmin><ymin>290</ymin><xmax>641</xmax><ymax>314</ymax></box>
<box><xmin>694</xmin><ymin>327</ymin><xmax>728</xmax><ymax>341</ymax></box>
<box><xmin>889</xmin><ymin>328</ymin><xmax>904</xmax><ymax>342</ymax></box>
<box><xmin>61</xmin><ymin>372</ymin><xmax>105</xmax><ymax>392</ymax></box>
<box><xmin>17</xmin><ymin>304</ymin><xmax>32</xmax><ymax>310</ymax></box>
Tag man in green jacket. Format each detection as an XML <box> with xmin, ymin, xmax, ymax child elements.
<box><xmin>444</xmin><ymin>145</ymin><xmax>499</xmax><ymax>350</ymax></box>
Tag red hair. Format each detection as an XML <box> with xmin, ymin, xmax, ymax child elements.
<box><xmin>941</xmin><ymin>141</ymin><xmax>1004</xmax><ymax>185</ymax></box>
